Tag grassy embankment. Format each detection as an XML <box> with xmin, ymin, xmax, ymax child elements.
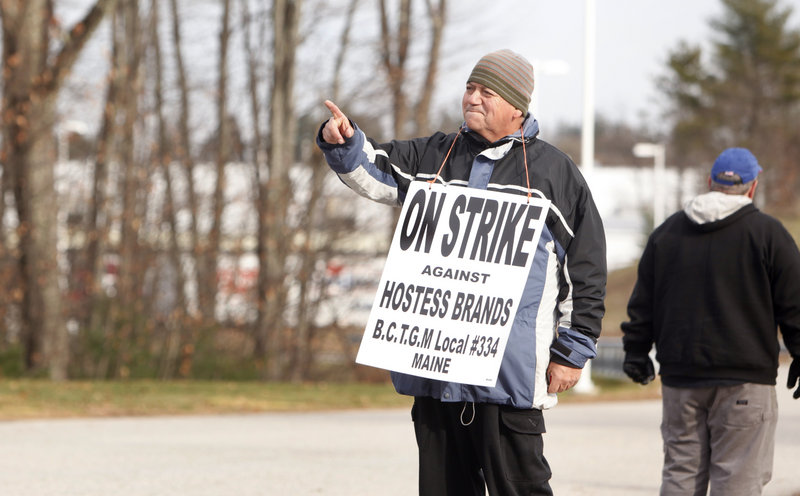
<box><xmin>0</xmin><ymin>374</ymin><xmax>661</xmax><ymax>420</ymax></box>
<box><xmin>0</xmin><ymin>213</ymin><xmax>796</xmax><ymax>420</ymax></box>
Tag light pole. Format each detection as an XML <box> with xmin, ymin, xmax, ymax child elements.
<box><xmin>581</xmin><ymin>0</ymin><xmax>596</xmax><ymax>176</ymax></box>
<box><xmin>530</xmin><ymin>59</ymin><xmax>570</xmax><ymax>136</ymax></box>
<box><xmin>632</xmin><ymin>142</ymin><xmax>666</xmax><ymax>228</ymax></box>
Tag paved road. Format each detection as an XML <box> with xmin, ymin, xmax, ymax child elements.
<box><xmin>1</xmin><ymin>369</ymin><xmax>798</xmax><ymax>495</ymax></box>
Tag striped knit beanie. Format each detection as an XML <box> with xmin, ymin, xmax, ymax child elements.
<box><xmin>468</xmin><ymin>49</ymin><xmax>534</xmax><ymax>113</ymax></box>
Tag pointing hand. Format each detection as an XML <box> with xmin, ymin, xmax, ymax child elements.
<box><xmin>321</xmin><ymin>100</ymin><xmax>354</xmax><ymax>145</ymax></box>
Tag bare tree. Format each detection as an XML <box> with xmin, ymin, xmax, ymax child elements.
<box><xmin>239</xmin><ymin>0</ymin><xmax>267</xmax><ymax>174</ymax></box>
<box><xmin>376</xmin><ymin>0</ymin><xmax>447</xmax><ymax>239</ymax></box>
<box><xmin>257</xmin><ymin>0</ymin><xmax>302</xmax><ymax>380</ymax></box>
<box><xmin>110</xmin><ymin>0</ymin><xmax>147</xmax><ymax>378</ymax></box>
<box><xmin>202</xmin><ymin>0</ymin><xmax>232</xmax><ymax>332</ymax></box>
<box><xmin>378</xmin><ymin>0</ymin><xmax>447</xmax><ymax>138</ymax></box>
<box><xmin>239</xmin><ymin>0</ymin><xmax>269</xmax><ymax>365</ymax></box>
<box><xmin>0</xmin><ymin>0</ymin><xmax>117</xmax><ymax>379</ymax></box>
<box><xmin>149</xmin><ymin>0</ymin><xmax>191</xmax><ymax>379</ymax></box>
<box><xmin>168</xmin><ymin>0</ymin><xmax>204</xmax><ymax>320</ymax></box>
<box><xmin>0</xmin><ymin>0</ymin><xmax>454</xmax><ymax>381</ymax></box>
<box><xmin>378</xmin><ymin>0</ymin><xmax>411</xmax><ymax>139</ymax></box>
<box><xmin>413</xmin><ymin>0</ymin><xmax>447</xmax><ymax>136</ymax></box>
<box><xmin>285</xmin><ymin>0</ymin><xmax>359</xmax><ymax>381</ymax></box>
<box><xmin>78</xmin><ymin>3</ymin><xmax>124</xmax><ymax>378</ymax></box>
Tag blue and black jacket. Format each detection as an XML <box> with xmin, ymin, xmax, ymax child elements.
<box><xmin>317</xmin><ymin>116</ymin><xmax>607</xmax><ymax>409</ymax></box>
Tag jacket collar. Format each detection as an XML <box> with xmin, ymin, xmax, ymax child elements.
<box><xmin>462</xmin><ymin>114</ymin><xmax>540</xmax><ymax>146</ymax></box>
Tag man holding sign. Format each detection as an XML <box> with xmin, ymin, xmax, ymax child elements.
<box><xmin>317</xmin><ymin>49</ymin><xmax>606</xmax><ymax>496</ymax></box>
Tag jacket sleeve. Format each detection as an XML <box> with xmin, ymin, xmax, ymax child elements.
<box><xmin>770</xmin><ymin>223</ymin><xmax>800</xmax><ymax>359</ymax></box>
<box><xmin>621</xmin><ymin>236</ymin><xmax>656</xmax><ymax>356</ymax></box>
<box><xmin>549</xmin><ymin>171</ymin><xmax>608</xmax><ymax>368</ymax></box>
<box><xmin>316</xmin><ymin>121</ymin><xmax>421</xmax><ymax>206</ymax></box>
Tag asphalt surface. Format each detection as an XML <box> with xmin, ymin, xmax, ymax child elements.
<box><xmin>1</xmin><ymin>368</ymin><xmax>798</xmax><ymax>495</ymax></box>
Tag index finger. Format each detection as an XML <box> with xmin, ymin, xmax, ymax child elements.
<box><xmin>324</xmin><ymin>99</ymin><xmax>346</xmax><ymax>120</ymax></box>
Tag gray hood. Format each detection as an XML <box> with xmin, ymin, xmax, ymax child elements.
<box><xmin>683</xmin><ymin>191</ymin><xmax>752</xmax><ymax>224</ymax></box>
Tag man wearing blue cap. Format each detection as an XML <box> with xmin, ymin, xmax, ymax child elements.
<box><xmin>621</xmin><ymin>147</ymin><xmax>800</xmax><ymax>495</ymax></box>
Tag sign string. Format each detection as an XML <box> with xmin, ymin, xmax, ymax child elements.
<box><xmin>427</xmin><ymin>125</ymin><xmax>533</xmax><ymax>203</ymax></box>
<box><xmin>427</xmin><ymin>128</ymin><xmax>462</xmax><ymax>189</ymax></box>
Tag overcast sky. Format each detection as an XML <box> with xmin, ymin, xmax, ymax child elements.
<box><xmin>433</xmin><ymin>0</ymin><xmax>739</xmax><ymax>132</ymax></box>
<box><xmin>59</xmin><ymin>0</ymin><xmax>800</xmax><ymax>139</ymax></box>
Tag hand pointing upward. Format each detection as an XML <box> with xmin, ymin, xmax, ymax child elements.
<box><xmin>321</xmin><ymin>100</ymin><xmax>354</xmax><ymax>145</ymax></box>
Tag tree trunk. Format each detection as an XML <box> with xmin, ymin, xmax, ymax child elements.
<box><xmin>90</xmin><ymin>5</ymin><xmax>125</xmax><ymax>379</ymax></box>
<box><xmin>204</xmin><ymin>0</ymin><xmax>232</xmax><ymax>336</ymax></box>
<box><xmin>168</xmin><ymin>0</ymin><xmax>204</xmax><ymax>321</ymax></box>
<box><xmin>413</xmin><ymin>0</ymin><xmax>447</xmax><ymax>136</ymax></box>
<box><xmin>12</xmin><ymin>98</ymin><xmax>64</xmax><ymax>377</ymax></box>
<box><xmin>259</xmin><ymin>0</ymin><xmax>302</xmax><ymax>380</ymax></box>
<box><xmin>284</xmin><ymin>0</ymin><xmax>360</xmax><ymax>381</ymax></box>
<box><xmin>0</xmin><ymin>0</ymin><xmax>117</xmax><ymax>380</ymax></box>
<box><xmin>377</xmin><ymin>0</ymin><xmax>447</xmax><ymax>238</ymax></box>
<box><xmin>331</xmin><ymin>0</ymin><xmax>360</xmax><ymax>102</ymax></box>
<box><xmin>150</xmin><ymin>0</ymin><xmax>189</xmax><ymax>379</ymax></box>
<box><xmin>108</xmin><ymin>0</ymin><xmax>145</xmax><ymax>379</ymax></box>
<box><xmin>83</xmin><ymin>15</ymin><xmax>121</xmax><ymax>343</ymax></box>
<box><xmin>288</xmin><ymin>148</ymin><xmax>328</xmax><ymax>381</ymax></box>
<box><xmin>378</xmin><ymin>0</ymin><xmax>411</xmax><ymax>139</ymax></box>
<box><xmin>239</xmin><ymin>0</ymin><xmax>268</xmax><ymax>362</ymax></box>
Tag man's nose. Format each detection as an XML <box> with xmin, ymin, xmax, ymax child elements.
<box><xmin>465</xmin><ymin>89</ymin><xmax>481</xmax><ymax>104</ymax></box>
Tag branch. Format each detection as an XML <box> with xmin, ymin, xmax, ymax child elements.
<box><xmin>37</xmin><ymin>0</ymin><xmax>117</xmax><ymax>95</ymax></box>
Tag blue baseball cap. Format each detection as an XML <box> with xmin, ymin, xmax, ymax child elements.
<box><xmin>710</xmin><ymin>147</ymin><xmax>762</xmax><ymax>185</ymax></box>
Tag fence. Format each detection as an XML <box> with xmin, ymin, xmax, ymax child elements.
<box><xmin>590</xmin><ymin>337</ymin><xmax>790</xmax><ymax>382</ymax></box>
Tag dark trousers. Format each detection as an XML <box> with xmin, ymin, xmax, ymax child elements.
<box><xmin>411</xmin><ymin>396</ymin><xmax>553</xmax><ymax>496</ymax></box>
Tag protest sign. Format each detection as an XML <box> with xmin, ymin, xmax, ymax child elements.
<box><xmin>355</xmin><ymin>181</ymin><xmax>550</xmax><ymax>386</ymax></box>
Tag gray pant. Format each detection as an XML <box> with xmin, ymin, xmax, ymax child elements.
<box><xmin>660</xmin><ymin>383</ymin><xmax>778</xmax><ymax>496</ymax></box>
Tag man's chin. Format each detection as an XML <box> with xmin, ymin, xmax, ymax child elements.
<box><xmin>464</xmin><ymin>115</ymin><xmax>484</xmax><ymax>129</ymax></box>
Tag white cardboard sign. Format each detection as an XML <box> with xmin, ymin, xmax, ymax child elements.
<box><xmin>356</xmin><ymin>181</ymin><xmax>550</xmax><ymax>386</ymax></box>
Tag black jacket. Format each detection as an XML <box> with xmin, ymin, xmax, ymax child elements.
<box><xmin>622</xmin><ymin>198</ymin><xmax>800</xmax><ymax>385</ymax></box>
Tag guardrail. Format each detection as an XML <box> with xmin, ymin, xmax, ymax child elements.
<box><xmin>592</xmin><ymin>338</ymin><xmax>627</xmax><ymax>379</ymax></box>
<box><xmin>591</xmin><ymin>337</ymin><xmax>790</xmax><ymax>381</ymax></box>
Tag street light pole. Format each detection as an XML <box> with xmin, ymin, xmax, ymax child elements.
<box><xmin>530</xmin><ymin>59</ymin><xmax>570</xmax><ymax>137</ymax></box>
<box><xmin>632</xmin><ymin>142</ymin><xmax>666</xmax><ymax>228</ymax></box>
<box><xmin>580</xmin><ymin>0</ymin><xmax>596</xmax><ymax>176</ymax></box>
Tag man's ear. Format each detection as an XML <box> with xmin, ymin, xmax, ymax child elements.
<box><xmin>747</xmin><ymin>179</ymin><xmax>758</xmax><ymax>199</ymax></box>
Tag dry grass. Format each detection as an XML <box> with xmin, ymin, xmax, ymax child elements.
<box><xmin>0</xmin><ymin>377</ymin><xmax>663</xmax><ymax>421</ymax></box>
<box><xmin>0</xmin><ymin>380</ymin><xmax>412</xmax><ymax>420</ymax></box>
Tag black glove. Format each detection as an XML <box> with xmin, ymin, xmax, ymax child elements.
<box><xmin>623</xmin><ymin>353</ymin><xmax>655</xmax><ymax>385</ymax></box>
<box><xmin>788</xmin><ymin>358</ymin><xmax>800</xmax><ymax>400</ymax></box>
